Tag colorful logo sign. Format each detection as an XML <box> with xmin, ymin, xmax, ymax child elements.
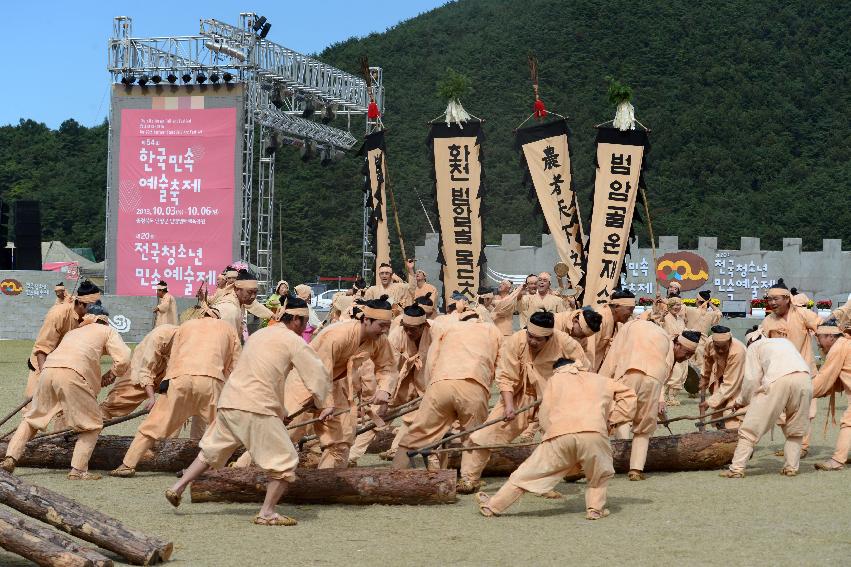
<box><xmin>656</xmin><ymin>252</ymin><xmax>709</xmax><ymax>291</ymax></box>
<box><xmin>0</xmin><ymin>278</ymin><xmax>23</xmax><ymax>296</ymax></box>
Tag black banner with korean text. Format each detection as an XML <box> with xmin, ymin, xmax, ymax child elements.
<box><xmin>427</xmin><ymin>121</ymin><xmax>486</xmax><ymax>309</ymax></box>
<box><xmin>359</xmin><ymin>130</ymin><xmax>391</xmax><ymax>271</ymax></box>
<box><xmin>516</xmin><ymin>119</ymin><xmax>585</xmax><ymax>289</ymax></box>
<box><xmin>583</xmin><ymin>127</ymin><xmax>650</xmax><ymax>307</ymax></box>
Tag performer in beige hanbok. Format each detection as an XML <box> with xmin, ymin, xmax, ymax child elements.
<box><xmin>811</xmin><ymin>322</ymin><xmax>851</xmax><ymax>471</ymax></box>
<box><xmin>3</xmin><ymin>303</ymin><xmax>131</xmax><ymax>480</ymax></box>
<box><xmin>475</xmin><ymin>358</ymin><xmax>636</xmax><ymax>520</ymax></box>
<box><xmin>698</xmin><ymin>325</ymin><xmax>747</xmax><ymax>429</ymax></box>
<box><xmin>152</xmin><ymin>280</ymin><xmax>178</xmax><ymax>327</ymax></box>
<box><xmin>720</xmin><ymin>334</ymin><xmax>812</xmax><ymax>478</ymax></box>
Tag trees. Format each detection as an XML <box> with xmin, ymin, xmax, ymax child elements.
<box><xmin>1</xmin><ymin>0</ymin><xmax>849</xmax><ymax>280</ymax></box>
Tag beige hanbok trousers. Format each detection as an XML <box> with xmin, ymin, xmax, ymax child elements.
<box><xmin>487</xmin><ymin>432</ymin><xmax>614</xmax><ymax>515</ymax></box>
<box><xmin>122</xmin><ymin>374</ymin><xmax>221</xmax><ymax>468</ymax></box>
<box><xmin>199</xmin><ymin>408</ymin><xmax>299</xmax><ymax>480</ymax></box>
<box><xmin>397</xmin><ymin>379</ymin><xmax>489</xmax><ymax>451</ymax></box>
<box><xmin>8</xmin><ymin>368</ymin><xmax>102</xmax><ymax>470</ymax></box>
<box><xmin>460</xmin><ymin>392</ymin><xmax>537</xmax><ymax>482</ymax></box>
<box><xmin>729</xmin><ymin>371</ymin><xmax>812</xmax><ymax>473</ymax></box>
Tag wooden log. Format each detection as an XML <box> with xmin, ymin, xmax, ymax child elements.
<box><xmin>446</xmin><ymin>430</ymin><xmax>739</xmax><ymax>476</ymax></box>
<box><xmin>0</xmin><ymin>471</ymin><xmax>172</xmax><ymax>565</ymax></box>
<box><xmin>0</xmin><ymin>435</ymin><xmax>245</xmax><ymax>473</ymax></box>
<box><xmin>0</xmin><ymin>508</ymin><xmax>112</xmax><ymax>567</ymax></box>
<box><xmin>190</xmin><ymin>467</ymin><xmax>457</xmax><ymax>505</ymax></box>
<box><xmin>0</xmin><ymin>515</ymin><xmax>93</xmax><ymax>567</ymax></box>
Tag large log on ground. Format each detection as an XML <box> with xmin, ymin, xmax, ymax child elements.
<box><xmin>191</xmin><ymin>467</ymin><xmax>457</xmax><ymax>505</ymax></box>
<box><xmin>447</xmin><ymin>430</ymin><xmax>739</xmax><ymax>476</ymax></box>
<box><xmin>0</xmin><ymin>508</ymin><xmax>112</xmax><ymax>567</ymax></box>
<box><xmin>0</xmin><ymin>471</ymin><xmax>172</xmax><ymax>565</ymax></box>
<box><xmin>0</xmin><ymin>435</ymin><xmax>245</xmax><ymax>473</ymax></box>
<box><xmin>0</xmin><ymin>514</ymin><xmax>92</xmax><ymax>567</ymax></box>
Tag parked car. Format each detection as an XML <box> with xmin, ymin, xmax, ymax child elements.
<box><xmin>312</xmin><ymin>288</ymin><xmax>345</xmax><ymax>311</ymax></box>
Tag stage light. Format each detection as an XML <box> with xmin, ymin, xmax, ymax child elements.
<box><xmin>300</xmin><ymin>139</ymin><xmax>316</xmax><ymax>162</ymax></box>
<box><xmin>265</xmin><ymin>132</ymin><xmax>280</xmax><ymax>156</ymax></box>
<box><xmin>271</xmin><ymin>88</ymin><xmax>284</xmax><ymax>109</ymax></box>
<box><xmin>120</xmin><ymin>75</ymin><xmax>135</xmax><ymax>85</ymax></box>
<box><xmin>151</xmin><ymin>75</ymin><xmax>162</xmax><ymax>84</ymax></box>
<box><xmin>301</xmin><ymin>97</ymin><xmax>315</xmax><ymax>119</ymax></box>
<box><xmin>196</xmin><ymin>72</ymin><xmax>207</xmax><ymax>84</ymax></box>
<box><xmin>320</xmin><ymin>147</ymin><xmax>332</xmax><ymax>167</ymax></box>
<box><xmin>252</xmin><ymin>16</ymin><xmax>267</xmax><ymax>32</ymax></box>
<box><xmin>321</xmin><ymin>103</ymin><xmax>337</xmax><ymax>125</ymax></box>
<box><xmin>260</xmin><ymin>22</ymin><xmax>271</xmax><ymax>39</ymax></box>
<box><xmin>210</xmin><ymin>72</ymin><xmax>220</xmax><ymax>84</ymax></box>
<box><xmin>223</xmin><ymin>72</ymin><xmax>234</xmax><ymax>83</ymax></box>
<box><xmin>138</xmin><ymin>75</ymin><xmax>149</xmax><ymax>87</ymax></box>
<box><xmin>181</xmin><ymin>73</ymin><xmax>192</xmax><ymax>84</ymax></box>
<box><xmin>167</xmin><ymin>73</ymin><xmax>178</xmax><ymax>84</ymax></box>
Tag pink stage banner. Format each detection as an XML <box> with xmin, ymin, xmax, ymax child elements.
<box><xmin>116</xmin><ymin>108</ymin><xmax>237</xmax><ymax>296</ymax></box>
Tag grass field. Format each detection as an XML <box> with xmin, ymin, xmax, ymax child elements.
<box><xmin>0</xmin><ymin>339</ymin><xmax>848</xmax><ymax>566</ymax></box>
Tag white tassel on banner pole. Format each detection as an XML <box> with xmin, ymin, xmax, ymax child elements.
<box><xmin>444</xmin><ymin>99</ymin><xmax>471</xmax><ymax>128</ymax></box>
<box><xmin>613</xmin><ymin>101</ymin><xmax>636</xmax><ymax>131</ymax></box>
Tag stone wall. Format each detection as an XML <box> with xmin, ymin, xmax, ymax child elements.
<box><xmin>0</xmin><ymin>270</ymin><xmax>194</xmax><ymax>343</ymax></box>
<box><xmin>414</xmin><ymin>234</ymin><xmax>850</xmax><ymax>312</ymax></box>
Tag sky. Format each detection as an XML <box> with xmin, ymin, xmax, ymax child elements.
<box><xmin>0</xmin><ymin>0</ymin><xmax>446</xmax><ymax>129</ymax></box>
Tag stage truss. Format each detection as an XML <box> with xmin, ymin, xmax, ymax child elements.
<box><xmin>106</xmin><ymin>13</ymin><xmax>384</xmax><ymax>293</ymax></box>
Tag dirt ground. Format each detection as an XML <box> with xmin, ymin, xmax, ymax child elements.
<box><xmin>0</xmin><ymin>339</ymin><xmax>848</xmax><ymax>566</ymax></box>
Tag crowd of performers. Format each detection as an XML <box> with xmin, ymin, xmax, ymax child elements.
<box><xmin>3</xmin><ymin>264</ymin><xmax>850</xmax><ymax>525</ymax></box>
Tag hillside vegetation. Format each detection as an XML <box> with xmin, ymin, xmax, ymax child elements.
<box><xmin>1</xmin><ymin>0</ymin><xmax>848</xmax><ymax>283</ymax></box>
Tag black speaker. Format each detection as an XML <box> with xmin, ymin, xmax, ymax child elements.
<box><xmin>0</xmin><ymin>200</ymin><xmax>9</xmax><ymax>269</ymax></box>
<box><xmin>13</xmin><ymin>200</ymin><xmax>41</xmax><ymax>270</ymax></box>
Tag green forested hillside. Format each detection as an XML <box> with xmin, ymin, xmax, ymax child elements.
<box><xmin>1</xmin><ymin>0</ymin><xmax>849</xmax><ymax>284</ymax></box>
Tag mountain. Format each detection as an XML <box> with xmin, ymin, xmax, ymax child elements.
<box><xmin>2</xmin><ymin>0</ymin><xmax>849</xmax><ymax>284</ymax></box>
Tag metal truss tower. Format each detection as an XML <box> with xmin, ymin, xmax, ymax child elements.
<box><xmin>107</xmin><ymin>12</ymin><xmax>384</xmax><ymax>293</ymax></box>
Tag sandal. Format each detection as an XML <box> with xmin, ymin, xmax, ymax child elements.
<box><xmin>0</xmin><ymin>456</ymin><xmax>17</xmax><ymax>474</ymax></box>
<box><xmin>627</xmin><ymin>470</ymin><xmax>646</xmax><ymax>481</ymax></box>
<box><xmin>67</xmin><ymin>471</ymin><xmax>102</xmax><ymax>481</ymax></box>
<box><xmin>164</xmin><ymin>489</ymin><xmax>182</xmax><ymax>508</ymax></box>
<box><xmin>253</xmin><ymin>514</ymin><xmax>297</xmax><ymax>526</ymax></box>
<box><xmin>585</xmin><ymin>508</ymin><xmax>610</xmax><ymax>520</ymax></box>
<box><xmin>779</xmin><ymin>467</ymin><xmax>798</xmax><ymax>477</ymax></box>
<box><xmin>109</xmin><ymin>464</ymin><xmax>136</xmax><ymax>478</ymax></box>
<box><xmin>814</xmin><ymin>460</ymin><xmax>845</xmax><ymax>471</ymax></box>
<box><xmin>456</xmin><ymin>478</ymin><xmax>482</xmax><ymax>495</ymax></box>
<box><xmin>719</xmin><ymin>469</ymin><xmax>745</xmax><ymax>478</ymax></box>
<box><xmin>475</xmin><ymin>492</ymin><xmax>496</xmax><ymax>517</ymax></box>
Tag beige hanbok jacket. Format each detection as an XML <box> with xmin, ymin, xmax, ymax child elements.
<box><xmin>43</xmin><ymin>323</ymin><xmax>131</xmax><ymax>397</ymax></box>
<box><xmin>495</xmin><ymin>329</ymin><xmax>590</xmax><ymax>400</ymax></box>
<box><xmin>539</xmin><ymin>365</ymin><xmax>636</xmax><ymax>440</ymax></box>
<box><xmin>218</xmin><ymin>325</ymin><xmax>330</xmax><ymax>419</ymax></box>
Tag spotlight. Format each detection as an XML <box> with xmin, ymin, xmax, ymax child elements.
<box><xmin>265</xmin><ymin>132</ymin><xmax>280</xmax><ymax>156</ymax></box>
<box><xmin>271</xmin><ymin>88</ymin><xmax>284</xmax><ymax>109</ymax></box>
<box><xmin>300</xmin><ymin>140</ymin><xmax>316</xmax><ymax>162</ymax></box>
<box><xmin>181</xmin><ymin>73</ymin><xmax>192</xmax><ymax>84</ymax></box>
<box><xmin>252</xmin><ymin>16</ymin><xmax>267</xmax><ymax>32</ymax></box>
<box><xmin>120</xmin><ymin>75</ymin><xmax>135</xmax><ymax>85</ymax></box>
<box><xmin>260</xmin><ymin>22</ymin><xmax>271</xmax><ymax>39</ymax></box>
<box><xmin>320</xmin><ymin>147</ymin><xmax>332</xmax><ymax>167</ymax></box>
<box><xmin>138</xmin><ymin>75</ymin><xmax>149</xmax><ymax>87</ymax></box>
<box><xmin>321</xmin><ymin>103</ymin><xmax>337</xmax><ymax>125</ymax></box>
<box><xmin>223</xmin><ymin>72</ymin><xmax>233</xmax><ymax>83</ymax></box>
<box><xmin>196</xmin><ymin>72</ymin><xmax>207</xmax><ymax>84</ymax></box>
<box><xmin>151</xmin><ymin>75</ymin><xmax>162</xmax><ymax>84</ymax></box>
<box><xmin>167</xmin><ymin>73</ymin><xmax>178</xmax><ymax>84</ymax></box>
<box><xmin>301</xmin><ymin>97</ymin><xmax>315</xmax><ymax>119</ymax></box>
<box><xmin>210</xmin><ymin>72</ymin><xmax>220</xmax><ymax>84</ymax></box>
